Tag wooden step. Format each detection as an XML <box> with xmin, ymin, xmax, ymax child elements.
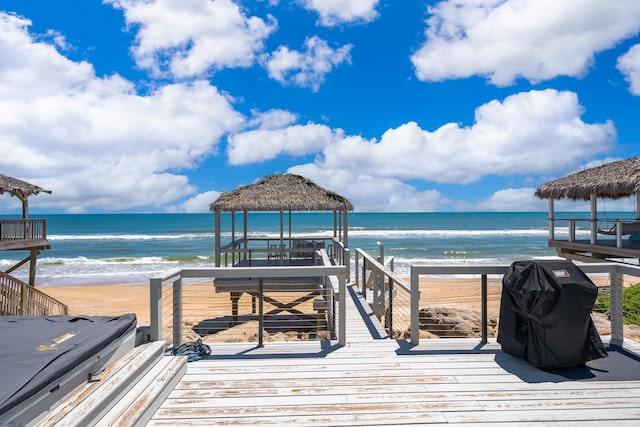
<box><xmin>95</xmin><ymin>355</ymin><xmax>186</xmax><ymax>427</ymax></box>
<box><xmin>33</xmin><ymin>341</ymin><xmax>186</xmax><ymax>427</ymax></box>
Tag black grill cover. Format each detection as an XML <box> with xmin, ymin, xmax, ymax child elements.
<box><xmin>497</xmin><ymin>260</ymin><xmax>607</xmax><ymax>368</ymax></box>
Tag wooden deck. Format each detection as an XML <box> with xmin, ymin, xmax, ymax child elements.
<box><xmin>149</xmin><ymin>284</ymin><xmax>640</xmax><ymax>426</ymax></box>
<box><xmin>0</xmin><ymin>218</ymin><xmax>49</xmax><ymax>251</ymax></box>
<box><xmin>550</xmin><ymin>237</ymin><xmax>640</xmax><ymax>261</ymax></box>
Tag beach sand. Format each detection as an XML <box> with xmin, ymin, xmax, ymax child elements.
<box><xmin>46</xmin><ymin>283</ymin><xmax>156</xmax><ymax>326</ymax></box>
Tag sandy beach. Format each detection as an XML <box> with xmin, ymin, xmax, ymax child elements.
<box><xmin>46</xmin><ymin>282</ymin><xmax>156</xmax><ymax>326</ymax></box>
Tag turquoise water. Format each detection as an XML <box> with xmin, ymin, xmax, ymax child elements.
<box><xmin>1</xmin><ymin>212</ymin><xmax>581</xmax><ymax>286</ymax></box>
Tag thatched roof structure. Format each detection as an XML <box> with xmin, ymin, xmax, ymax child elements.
<box><xmin>535</xmin><ymin>157</ymin><xmax>640</xmax><ymax>201</ymax></box>
<box><xmin>210</xmin><ymin>173</ymin><xmax>353</xmax><ymax>212</ymax></box>
<box><xmin>0</xmin><ymin>173</ymin><xmax>51</xmax><ymax>200</ymax></box>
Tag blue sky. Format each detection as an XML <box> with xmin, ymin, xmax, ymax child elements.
<box><xmin>1</xmin><ymin>0</ymin><xmax>640</xmax><ymax>214</ymax></box>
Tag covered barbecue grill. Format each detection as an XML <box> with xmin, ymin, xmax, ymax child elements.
<box><xmin>497</xmin><ymin>260</ymin><xmax>607</xmax><ymax>368</ymax></box>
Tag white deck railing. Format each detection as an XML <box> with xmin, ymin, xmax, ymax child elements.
<box><xmin>149</xmin><ymin>263</ymin><xmax>347</xmax><ymax>348</ymax></box>
<box><xmin>409</xmin><ymin>262</ymin><xmax>638</xmax><ymax>346</ymax></box>
<box><xmin>218</xmin><ymin>237</ymin><xmax>350</xmax><ymax>276</ymax></box>
<box><xmin>549</xmin><ymin>217</ymin><xmax>640</xmax><ymax>248</ymax></box>
<box><xmin>354</xmin><ymin>248</ymin><xmax>410</xmax><ymax>338</ymax></box>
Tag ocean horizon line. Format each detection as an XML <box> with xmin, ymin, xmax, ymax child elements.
<box><xmin>2</xmin><ymin>211</ymin><xmax>569</xmax><ymax>286</ymax></box>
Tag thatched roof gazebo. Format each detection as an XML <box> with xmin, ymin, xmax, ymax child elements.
<box><xmin>535</xmin><ymin>157</ymin><xmax>640</xmax><ymax>261</ymax></box>
<box><xmin>0</xmin><ymin>173</ymin><xmax>51</xmax><ymax>218</ymax></box>
<box><xmin>210</xmin><ymin>173</ymin><xmax>353</xmax><ymax>267</ymax></box>
<box><xmin>535</xmin><ymin>157</ymin><xmax>640</xmax><ymax>202</ymax></box>
<box><xmin>1</xmin><ymin>173</ymin><xmax>52</xmax><ymax>287</ymax></box>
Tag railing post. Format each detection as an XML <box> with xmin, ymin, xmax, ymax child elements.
<box><xmin>150</xmin><ymin>278</ymin><xmax>163</xmax><ymax>342</ymax></box>
<box><xmin>339</xmin><ymin>274</ymin><xmax>346</xmax><ymax>346</ymax></box>
<box><xmin>344</xmin><ymin>248</ymin><xmax>351</xmax><ymax>283</ymax></box>
<box><xmin>410</xmin><ymin>267</ymin><xmax>420</xmax><ymax>345</ymax></box>
<box><xmin>387</xmin><ymin>276</ymin><xmax>393</xmax><ymax>337</ymax></box>
<box><xmin>481</xmin><ymin>274</ymin><xmax>488</xmax><ymax>344</ymax></box>
<box><xmin>355</xmin><ymin>251</ymin><xmax>360</xmax><ymax>291</ymax></box>
<box><xmin>20</xmin><ymin>281</ymin><xmax>28</xmax><ymax>315</ymax></box>
<box><xmin>362</xmin><ymin>258</ymin><xmax>367</xmax><ymax>299</ymax></box>
<box><xmin>173</xmin><ymin>278</ymin><xmax>182</xmax><ymax>348</ymax></box>
<box><xmin>258</xmin><ymin>278</ymin><xmax>264</xmax><ymax>348</ymax></box>
<box><xmin>568</xmin><ymin>219</ymin><xmax>575</xmax><ymax>242</ymax></box>
<box><xmin>610</xmin><ymin>270</ymin><xmax>624</xmax><ymax>346</ymax></box>
<box><xmin>372</xmin><ymin>261</ymin><xmax>380</xmax><ymax>316</ymax></box>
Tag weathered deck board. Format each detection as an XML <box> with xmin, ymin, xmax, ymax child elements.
<box><xmin>149</xmin><ymin>284</ymin><xmax>640</xmax><ymax>425</ymax></box>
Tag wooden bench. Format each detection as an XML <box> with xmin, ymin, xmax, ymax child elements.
<box><xmin>33</xmin><ymin>341</ymin><xmax>186</xmax><ymax>427</ymax></box>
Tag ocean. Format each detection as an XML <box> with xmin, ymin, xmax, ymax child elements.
<box><xmin>0</xmin><ymin>212</ymin><xmax>589</xmax><ymax>286</ymax></box>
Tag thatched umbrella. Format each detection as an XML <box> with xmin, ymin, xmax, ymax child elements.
<box><xmin>210</xmin><ymin>174</ymin><xmax>353</xmax><ymax>266</ymax></box>
<box><xmin>0</xmin><ymin>173</ymin><xmax>51</xmax><ymax>218</ymax></box>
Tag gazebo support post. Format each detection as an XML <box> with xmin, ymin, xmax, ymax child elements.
<box><xmin>590</xmin><ymin>193</ymin><xmax>597</xmax><ymax>245</ymax></box>
<box><xmin>279</xmin><ymin>210</ymin><xmax>284</xmax><ymax>264</ymax></box>
<box><xmin>231</xmin><ymin>210</ymin><xmax>236</xmax><ymax>265</ymax></box>
<box><xmin>243</xmin><ymin>210</ymin><xmax>248</xmax><ymax>261</ymax></box>
<box><xmin>548</xmin><ymin>199</ymin><xmax>555</xmax><ymax>241</ymax></box>
<box><xmin>636</xmin><ymin>192</ymin><xmax>640</xmax><ymax>220</ymax></box>
<box><xmin>28</xmin><ymin>249</ymin><xmax>37</xmax><ymax>286</ymax></box>
<box><xmin>343</xmin><ymin>209</ymin><xmax>348</xmax><ymax>249</ymax></box>
<box><xmin>215</xmin><ymin>209</ymin><xmax>221</xmax><ymax>267</ymax></box>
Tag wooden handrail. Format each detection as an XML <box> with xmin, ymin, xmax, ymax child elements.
<box><xmin>0</xmin><ymin>218</ymin><xmax>47</xmax><ymax>241</ymax></box>
<box><xmin>0</xmin><ymin>271</ymin><xmax>68</xmax><ymax>316</ymax></box>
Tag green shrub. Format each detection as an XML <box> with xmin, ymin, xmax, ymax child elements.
<box><xmin>596</xmin><ymin>283</ymin><xmax>640</xmax><ymax>326</ymax></box>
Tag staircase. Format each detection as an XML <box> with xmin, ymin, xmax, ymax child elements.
<box><xmin>33</xmin><ymin>341</ymin><xmax>187</xmax><ymax>427</ymax></box>
<box><xmin>0</xmin><ymin>271</ymin><xmax>68</xmax><ymax>316</ymax></box>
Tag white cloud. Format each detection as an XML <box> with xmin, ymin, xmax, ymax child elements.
<box><xmin>316</xmin><ymin>89</ymin><xmax>615</xmax><ymax>184</ymax></box>
<box><xmin>456</xmin><ymin>187</ymin><xmax>637</xmax><ymax>212</ymax></box>
<box><xmin>289</xmin><ymin>164</ymin><xmax>450</xmax><ymax>212</ymax></box>
<box><xmin>246</xmin><ymin>109</ymin><xmax>298</xmax><ymax>130</ymax></box>
<box><xmin>300</xmin><ymin>0</ymin><xmax>380</xmax><ymax>27</ymax></box>
<box><xmin>617</xmin><ymin>44</ymin><xmax>640</xmax><ymax>95</ymax></box>
<box><xmin>263</xmin><ymin>36</ymin><xmax>352</xmax><ymax>91</ymax></box>
<box><xmin>264</xmin><ymin>89</ymin><xmax>619</xmax><ymax>212</ymax></box>
<box><xmin>470</xmin><ymin>188</ymin><xmax>544</xmax><ymax>212</ymax></box>
<box><xmin>106</xmin><ymin>0</ymin><xmax>276</xmax><ymax>78</ymax></box>
<box><xmin>227</xmin><ymin>111</ymin><xmax>340</xmax><ymax>164</ymax></box>
<box><xmin>412</xmin><ymin>0</ymin><xmax>640</xmax><ymax>86</ymax></box>
<box><xmin>173</xmin><ymin>190</ymin><xmax>221</xmax><ymax>213</ymax></box>
<box><xmin>0</xmin><ymin>11</ymin><xmax>244</xmax><ymax>212</ymax></box>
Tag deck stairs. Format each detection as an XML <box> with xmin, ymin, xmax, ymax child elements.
<box><xmin>0</xmin><ymin>271</ymin><xmax>68</xmax><ymax>316</ymax></box>
<box><xmin>33</xmin><ymin>341</ymin><xmax>187</xmax><ymax>427</ymax></box>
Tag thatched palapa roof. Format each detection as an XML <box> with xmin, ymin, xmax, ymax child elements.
<box><xmin>535</xmin><ymin>157</ymin><xmax>640</xmax><ymax>201</ymax></box>
<box><xmin>210</xmin><ymin>173</ymin><xmax>353</xmax><ymax>212</ymax></box>
<box><xmin>0</xmin><ymin>173</ymin><xmax>51</xmax><ymax>200</ymax></box>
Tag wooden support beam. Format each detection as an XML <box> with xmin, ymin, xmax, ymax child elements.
<box><xmin>5</xmin><ymin>255</ymin><xmax>31</xmax><ymax>274</ymax></box>
<box><xmin>29</xmin><ymin>249</ymin><xmax>37</xmax><ymax>286</ymax></box>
